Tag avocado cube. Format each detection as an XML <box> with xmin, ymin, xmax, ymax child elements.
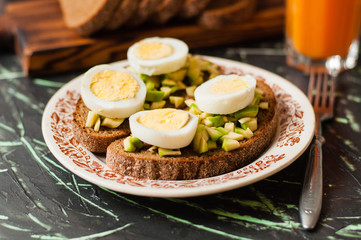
<box><xmin>150</xmin><ymin>100</ymin><xmax>166</xmax><ymax>109</ymax></box>
<box><xmin>141</xmin><ymin>74</ymin><xmax>161</xmax><ymax>88</ymax></box>
<box><xmin>185</xmin><ymin>86</ymin><xmax>197</xmax><ymax>97</ymax></box>
<box><xmin>221</xmin><ymin>131</ymin><xmax>244</xmax><ymax>141</ymax></box>
<box><xmin>160</xmin><ymin>87</ymin><xmax>172</xmax><ymax>99</ymax></box>
<box><xmin>222</xmin><ymin>138</ymin><xmax>241</xmax><ymax>152</ymax></box>
<box><xmin>130</xmin><ymin>136</ymin><xmax>144</xmax><ymax>149</ymax></box>
<box><xmin>224</xmin><ymin>122</ymin><xmax>235</xmax><ymax>132</ymax></box>
<box><xmin>189</xmin><ymin>103</ymin><xmax>202</xmax><ymax>115</ymax></box>
<box><xmin>207</xmin><ymin>140</ymin><xmax>218</xmax><ymax>150</ymax></box>
<box><xmin>234</xmin><ymin>105</ymin><xmax>259</xmax><ymax>119</ymax></box>
<box><xmin>247</xmin><ymin>118</ymin><xmax>258</xmax><ymax>131</ymax></box>
<box><xmin>207</xmin><ymin>116</ymin><xmax>224</xmax><ymax>127</ymax></box>
<box><xmin>187</xmin><ymin>57</ymin><xmax>204</xmax><ymax>86</ymax></box>
<box><xmin>259</xmin><ymin>102</ymin><xmax>269</xmax><ymax>109</ymax></box>
<box><xmin>216</xmin><ymin>127</ymin><xmax>229</xmax><ymax>135</ymax></box>
<box><xmin>236</xmin><ymin>127</ymin><xmax>254</xmax><ymax>139</ymax></box>
<box><xmin>165</xmin><ymin>68</ymin><xmax>187</xmax><ymax>81</ymax></box>
<box><xmin>162</xmin><ymin>79</ymin><xmax>177</xmax><ymax>86</ymax></box>
<box><xmin>101</xmin><ymin>117</ymin><xmax>124</xmax><ymax>128</ymax></box>
<box><xmin>205</xmin><ymin>126</ymin><xmax>224</xmax><ymax>141</ymax></box>
<box><xmin>169</xmin><ymin>96</ymin><xmax>184</xmax><ymax>108</ymax></box>
<box><xmin>184</xmin><ymin>99</ymin><xmax>196</xmax><ymax>107</ymax></box>
<box><xmin>124</xmin><ymin>136</ymin><xmax>136</xmax><ymax>152</ymax></box>
<box><xmin>146</xmin><ymin>90</ymin><xmax>165</xmax><ymax>102</ymax></box>
<box><xmin>177</xmin><ymin>81</ymin><xmax>187</xmax><ymax>90</ymax></box>
<box><xmin>143</xmin><ymin>103</ymin><xmax>151</xmax><ymax>110</ymax></box>
<box><xmin>158</xmin><ymin>148</ymin><xmax>181</xmax><ymax>156</ymax></box>
<box><xmin>85</xmin><ymin>111</ymin><xmax>99</xmax><ymax>128</ymax></box>
<box><xmin>93</xmin><ymin>117</ymin><xmax>101</xmax><ymax>132</ymax></box>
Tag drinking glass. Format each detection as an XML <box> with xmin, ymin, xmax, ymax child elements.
<box><xmin>285</xmin><ymin>0</ymin><xmax>361</xmax><ymax>76</ymax></box>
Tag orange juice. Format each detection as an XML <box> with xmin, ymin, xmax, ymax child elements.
<box><xmin>286</xmin><ymin>0</ymin><xmax>361</xmax><ymax>59</ymax></box>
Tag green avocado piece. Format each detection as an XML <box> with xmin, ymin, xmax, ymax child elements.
<box><xmin>141</xmin><ymin>74</ymin><xmax>161</xmax><ymax>88</ymax></box>
<box><xmin>187</xmin><ymin>57</ymin><xmax>204</xmax><ymax>86</ymax></box>
<box><xmin>234</xmin><ymin>105</ymin><xmax>259</xmax><ymax>119</ymax></box>
<box><xmin>158</xmin><ymin>148</ymin><xmax>181</xmax><ymax>156</ymax></box>
<box><xmin>207</xmin><ymin>116</ymin><xmax>224</xmax><ymax>127</ymax></box>
<box><xmin>222</xmin><ymin>138</ymin><xmax>241</xmax><ymax>152</ymax></box>
<box><xmin>165</xmin><ymin>68</ymin><xmax>187</xmax><ymax>81</ymax></box>
<box><xmin>124</xmin><ymin>136</ymin><xmax>136</xmax><ymax>152</ymax></box>
<box><xmin>146</xmin><ymin>90</ymin><xmax>165</xmax><ymax>102</ymax></box>
<box><xmin>207</xmin><ymin>140</ymin><xmax>218</xmax><ymax>150</ymax></box>
<box><xmin>130</xmin><ymin>136</ymin><xmax>144</xmax><ymax>149</ymax></box>
<box><xmin>205</xmin><ymin>126</ymin><xmax>224</xmax><ymax>141</ymax></box>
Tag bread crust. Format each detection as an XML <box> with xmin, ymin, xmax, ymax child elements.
<box><xmin>106</xmin><ymin>80</ymin><xmax>278</xmax><ymax>180</ymax></box>
<box><xmin>151</xmin><ymin>0</ymin><xmax>185</xmax><ymax>24</ymax></box>
<box><xmin>72</xmin><ymin>98</ymin><xmax>131</xmax><ymax>153</ymax></box>
<box><xmin>105</xmin><ymin>0</ymin><xmax>140</xmax><ymax>30</ymax></box>
<box><xmin>59</xmin><ymin>0</ymin><xmax>120</xmax><ymax>35</ymax></box>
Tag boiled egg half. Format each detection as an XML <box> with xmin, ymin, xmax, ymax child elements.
<box><xmin>129</xmin><ymin>108</ymin><xmax>198</xmax><ymax>149</ymax></box>
<box><xmin>81</xmin><ymin>64</ymin><xmax>146</xmax><ymax>119</ymax></box>
<box><xmin>194</xmin><ymin>74</ymin><xmax>256</xmax><ymax>114</ymax></box>
<box><xmin>127</xmin><ymin>37</ymin><xmax>189</xmax><ymax>76</ymax></box>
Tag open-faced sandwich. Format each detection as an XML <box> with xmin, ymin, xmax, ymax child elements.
<box><xmin>72</xmin><ymin>37</ymin><xmax>278</xmax><ymax>180</ymax></box>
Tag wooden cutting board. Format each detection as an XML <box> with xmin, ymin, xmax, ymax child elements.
<box><xmin>1</xmin><ymin>0</ymin><xmax>285</xmax><ymax>76</ymax></box>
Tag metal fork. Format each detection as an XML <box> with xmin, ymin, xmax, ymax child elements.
<box><xmin>299</xmin><ymin>69</ymin><xmax>335</xmax><ymax>230</ymax></box>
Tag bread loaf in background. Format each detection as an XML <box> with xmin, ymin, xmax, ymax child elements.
<box><xmin>59</xmin><ymin>0</ymin><xmax>264</xmax><ymax>36</ymax></box>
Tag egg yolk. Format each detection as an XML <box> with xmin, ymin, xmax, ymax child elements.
<box><xmin>209</xmin><ymin>78</ymin><xmax>249</xmax><ymax>94</ymax></box>
<box><xmin>134</xmin><ymin>41</ymin><xmax>174</xmax><ymax>60</ymax></box>
<box><xmin>138</xmin><ymin>108</ymin><xmax>189</xmax><ymax>131</ymax></box>
<box><xmin>90</xmin><ymin>70</ymin><xmax>139</xmax><ymax>101</ymax></box>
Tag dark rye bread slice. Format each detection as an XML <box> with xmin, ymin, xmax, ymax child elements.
<box><xmin>59</xmin><ymin>0</ymin><xmax>120</xmax><ymax>36</ymax></box>
<box><xmin>106</xmin><ymin>80</ymin><xmax>278</xmax><ymax>180</ymax></box>
<box><xmin>150</xmin><ymin>0</ymin><xmax>185</xmax><ymax>24</ymax></box>
<box><xmin>125</xmin><ymin>0</ymin><xmax>163</xmax><ymax>27</ymax></box>
<box><xmin>178</xmin><ymin>0</ymin><xmax>211</xmax><ymax>19</ymax></box>
<box><xmin>72</xmin><ymin>98</ymin><xmax>131</xmax><ymax>153</ymax></box>
<box><xmin>105</xmin><ymin>0</ymin><xmax>140</xmax><ymax>30</ymax></box>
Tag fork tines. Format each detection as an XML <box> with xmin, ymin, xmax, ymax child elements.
<box><xmin>307</xmin><ymin>69</ymin><xmax>335</xmax><ymax>111</ymax></box>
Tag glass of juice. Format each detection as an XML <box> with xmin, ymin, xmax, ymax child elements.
<box><xmin>286</xmin><ymin>0</ymin><xmax>361</xmax><ymax>75</ymax></box>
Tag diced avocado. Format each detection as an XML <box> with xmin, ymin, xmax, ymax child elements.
<box><xmin>224</xmin><ymin>122</ymin><xmax>235</xmax><ymax>132</ymax></box>
<box><xmin>202</xmin><ymin>118</ymin><xmax>213</xmax><ymax>127</ymax></box>
<box><xmin>251</xmin><ymin>92</ymin><xmax>264</xmax><ymax>106</ymax></box>
<box><xmin>187</xmin><ymin>57</ymin><xmax>204</xmax><ymax>86</ymax></box>
<box><xmin>170</xmin><ymin>86</ymin><xmax>179</xmax><ymax>93</ymax></box>
<box><xmin>124</xmin><ymin>136</ymin><xmax>136</xmax><ymax>152</ymax></box>
<box><xmin>160</xmin><ymin>87</ymin><xmax>172</xmax><ymax>99</ymax></box>
<box><xmin>222</xmin><ymin>138</ymin><xmax>241</xmax><ymax>152</ymax></box>
<box><xmin>234</xmin><ymin>105</ymin><xmax>259</xmax><ymax>119</ymax></box>
<box><xmin>158</xmin><ymin>148</ymin><xmax>181</xmax><ymax>156</ymax></box>
<box><xmin>221</xmin><ymin>116</ymin><xmax>228</xmax><ymax>123</ymax></box>
<box><xmin>93</xmin><ymin>117</ymin><xmax>101</xmax><ymax>132</ymax></box>
<box><xmin>165</xmin><ymin>68</ymin><xmax>187</xmax><ymax>81</ymax></box>
<box><xmin>196</xmin><ymin>137</ymin><xmax>209</xmax><ymax>154</ymax></box>
<box><xmin>247</xmin><ymin>118</ymin><xmax>257</xmax><ymax>131</ymax></box>
<box><xmin>141</xmin><ymin>74</ymin><xmax>161</xmax><ymax>88</ymax></box>
<box><xmin>130</xmin><ymin>136</ymin><xmax>144</xmax><ymax>149</ymax></box>
<box><xmin>200</xmin><ymin>112</ymin><xmax>213</xmax><ymax>120</ymax></box>
<box><xmin>238</xmin><ymin>117</ymin><xmax>251</xmax><ymax>124</ymax></box>
<box><xmin>259</xmin><ymin>102</ymin><xmax>269</xmax><ymax>109</ymax></box>
<box><xmin>221</xmin><ymin>131</ymin><xmax>244</xmax><ymax>141</ymax></box>
<box><xmin>150</xmin><ymin>100</ymin><xmax>166</xmax><ymax>109</ymax></box>
<box><xmin>185</xmin><ymin>86</ymin><xmax>196</xmax><ymax>97</ymax></box>
<box><xmin>85</xmin><ymin>111</ymin><xmax>99</xmax><ymax>128</ymax></box>
<box><xmin>101</xmin><ymin>117</ymin><xmax>124</xmax><ymax>128</ymax></box>
<box><xmin>143</xmin><ymin>103</ymin><xmax>150</xmax><ymax>110</ymax></box>
<box><xmin>189</xmin><ymin>103</ymin><xmax>202</xmax><ymax>115</ymax></box>
<box><xmin>205</xmin><ymin>126</ymin><xmax>224</xmax><ymax>141</ymax></box>
<box><xmin>192</xmin><ymin>125</ymin><xmax>209</xmax><ymax>152</ymax></box>
<box><xmin>169</xmin><ymin>96</ymin><xmax>184</xmax><ymax>108</ymax></box>
<box><xmin>146</xmin><ymin>81</ymin><xmax>155</xmax><ymax>91</ymax></box>
<box><xmin>146</xmin><ymin>90</ymin><xmax>165</xmax><ymax>102</ymax></box>
<box><xmin>234</xmin><ymin>127</ymin><xmax>242</xmax><ymax>134</ymax></box>
<box><xmin>216</xmin><ymin>127</ymin><xmax>229</xmax><ymax>135</ymax></box>
<box><xmin>177</xmin><ymin>81</ymin><xmax>187</xmax><ymax>90</ymax></box>
<box><xmin>162</xmin><ymin>79</ymin><xmax>177</xmax><ymax>86</ymax></box>
<box><xmin>255</xmin><ymin>87</ymin><xmax>265</xmax><ymax>95</ymax></box>
<box><xmin>207</xmin><ymin>116</ymin><xmax>224</xmax><ymax>127</ymax></box>
<box><xmin>184</xmin><ymin>99</ymin><xmax>196</xmax><ymax>107</ymax></box>
<box><xmin>147</xmin><ymin>145</ymin><xmax>157</xmax><ymax>152</ymax></box>
<box><xmin>240</xmin><ymin>122</ymin><xmax>249</xmax><ymax>130</ymax></box>
<box><xmin>207</xmin><ymin>140</ymin><xmax>218</xmax><ymax>150</ymax></box>
<box><xmin>236</xmin><ymin>127</ymin><xmax>254</xmax><ymax>139</ymax></box>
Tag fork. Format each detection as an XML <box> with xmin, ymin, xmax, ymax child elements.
<box><xmin>299</xmin><ymin>68</ymin><xmax>335</xmax><ymax>230</ymax></box>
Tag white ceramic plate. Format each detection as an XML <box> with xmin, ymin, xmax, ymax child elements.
<box><xmin>42</xmin><ymin>56</ymin><xmax>315</xmax><ymax>198</ymax></box>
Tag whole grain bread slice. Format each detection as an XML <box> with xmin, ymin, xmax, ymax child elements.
<box><xmin>105</xmin><ymin>0</ymin><xmax>140</xmax><ymax>30</ymax></box>
<box><xmin>106</xmin><ymin>80</ymin><xmax>278</xmax><ymax>180</ymax></box>
<box><xmin>125</xmin><ymin>0</ymin><xmax>163</xmax><ymax>27</ymax></box>
<box><xmin>150</xmin><ymin>0</ymin><xmax>185</xmax><ymax>24</ymax></box>
<box><xmin>59</xmin><ymin>0</ymin><xmax>120</xmax><ymax>35</ymax></box>
<box><xmin>72</xmin><ymin>98</ymin><xmax>131</xmax><ymax>153</ymax></box>
<box><xmin>178</xmin><ymin>0</ymin><xmax>211</xmax><ymax>19</ymax></box>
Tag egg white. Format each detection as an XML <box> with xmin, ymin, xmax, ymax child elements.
<box><xmin>127</xmin><ymin>37</ymin><xmax>189</xmax><ymax>76</ymax></box>
<box><xmin>81</xmin><ymin>64</ymin><xmax>146</xmax><ymax>119</ymax></box>
<box><xmin>194</xmin><ymin>74</ymin><xmax>256</xmax><ymax>114</ymax></box>
<box><xmin>129</xmin><ymin>110</ymin><xmax>198</xmax><ymax>149</ymax></box>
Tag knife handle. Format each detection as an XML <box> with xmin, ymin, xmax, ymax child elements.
<box><xmin>299</xmin><ymin>138</ymin><xmax>323</xmax><ymax>230</ymax></box>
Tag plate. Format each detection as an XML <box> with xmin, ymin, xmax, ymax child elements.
<box><xmin>42</xmin><ymin>56</ymin><xmax>315</xmax><ymax>198</ymax></box>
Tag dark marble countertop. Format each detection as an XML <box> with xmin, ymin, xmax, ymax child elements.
<box><xmin>0</xmin><ymin>38</ymin><xmax>360</xmax><ymax>240</ymax></box>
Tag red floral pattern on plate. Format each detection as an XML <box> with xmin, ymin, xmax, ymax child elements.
<box><xmin>49</xmin><ymin>71</ymin><xmax>304</xmax><ymax>189</ymax></box>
